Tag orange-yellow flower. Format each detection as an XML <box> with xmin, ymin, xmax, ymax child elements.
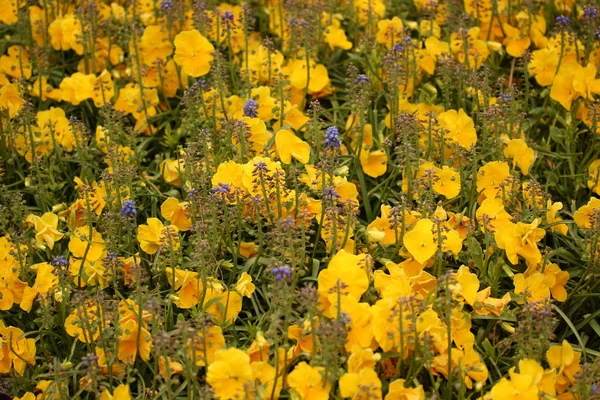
<box><xmin>173</xmin><ymin>29</ymin><xmax>214</xmax><ymax>77</ymax></box>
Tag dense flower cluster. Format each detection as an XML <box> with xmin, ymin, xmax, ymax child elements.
<box><xmin>1</xmin><ymin>0</ymin><xmax>600</xmax><ymax>399</ymax></box>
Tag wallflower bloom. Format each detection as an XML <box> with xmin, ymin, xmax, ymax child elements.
<box><xmin>385</xmin><ymin>379</ymin><xmax>424</xmax><ymax>400</ymax></box>
<box><xmin>360</xmin><ymin>146</ymin><xmax>388</xmax><ymax>178</ymax></box>
<box><xmin>173</xmin><ymin>29</ymin><xmax>215</xmax><ymax>77</ymax></box>
<box><xmin>287</xmin><ymin>362</ymin><xmax>332</xmax><ymax>400</ymax></box>
<box><xmin>438</xmin><ymin>108</ymin><xmax>477</xmax><ymax>150</ymax></box>
<box><xmin>504</xmin><ymin>139</ymin><xmax>535</xmax><ymax>175</ymax></box>
<box><xmin>68</xmin><ymin>227</ymin><xmax>106</xmax><ymax>261</ymax></box>
<box><xmin>0</xmin><ymin>321</ymin><xmax>36</xmax><ymax>375</ymax></box>
<box><xmin>0</xmin><ymin>0</ymin><xmax>18</xmax><ymax>25</ymax></box>
<box><xmin>495</xmin><ymin>219</ymin><xmax>545</xmax><ymax>266</ymax></box>
<box><xmin>161</xmin><ymin>197</ymin><xmax>192</xmax><ymax>231</ymax></box>
<box><xmin>574</xmin><ymin>197</ymin><xmax>600</xmax><ymax>228</ymax></box>
<box><xmin>318</xmin><ymin>249</ymin><xmax>370</xmax><ymax>308</ymax></box>
<box><xmin>0</xmin><ymin>46</ymin><xmax>32</xmax><ymax>79</ymax></box>
<box><xmin>160</xmin><ymin>158</ymin><xmax>185</xmax><ymax>186</ymax></box>
<box><xmin>235</xmin><ymin>272</ymin><xmax>255</xmax><ymax>297</ymax></box>
<box><xmin>117</xmin><ymin>299</ymin><xmax>153</xmax><ymax>364</ymax></box>
<box><xmin>99</xmin><ymin>384</ymin><xmax>131</xmax><ymax>400</ymax></box>
<box><xmin>324</xmin><ymin>23</ymin><xmax>352</xmax><ymax>50</ymax></box>
<box><xmin>546</xmin><ymin>200</ymin><xmax>568</xmax><ymax>235</ymax></box>
<box><xmin>339</xmin><ymin>367</ymin><xmax>382</xmax><ymax>399</ymax></box>
<box><xmin>275</xmin><ymin>129</ymin><xmax>311</xmax><ymax>164</ymax></box>
<box><xmin>587</xmin><ymin>159</ymin><xmax>600</xmax><ymax>195</ymax></box>
<box><xmin>165</xmin><ymin>267</ymin><xmax>202</xmax><ymax>308</ymax></box>
<box><xmin>25</xmin><ymin>212</ymin><xmax>64</xmax><ymax>249</ymax></box>
<box><xmin>0</xmin><ymin>82</ymin><xmax>24</xmax><ymax>117</ymax></box>
<box><xmin>403</xmin><ymin>219</ymin><xmax>437</xmax><ymax>264</ymax></box>
<box><xmin>137</xmin><ymin>218</ymin><xmax>180</xmax><ymax>254</ymax></box>
<box><xmin>20</xmin><ymin>262</ymin><xmax>58</xmax><ymax>312</ymax></box>
<box><xmin>476</xmin><ymin>161</ymin><xmax>512</xmax><ymax>200</ymax></box>
<box><xmin>546</xmin><ymin>340</ymin><xmax>581</xmax><ymax>393</ymax></box>
<box><xmin>206</xmin><ymin>348</ymin><xmax>253</xmax><ymax>399</ymax></box>
<box><xmin>490</xmin><ymin>359</ymin><xmax>544</xmax><ymax>399</ymax></box>
<box><xmin>376</xmin><ymin>17</ymin><xmax>404</xmax><ymax>49</ymax></box>
<box><xmin>513</xmin><ymin>272</ymin><xmax>551</xmax><ymax>303</ymax></box>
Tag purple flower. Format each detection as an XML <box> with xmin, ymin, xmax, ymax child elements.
<box><xmin>355</xmin><ymin>74</ymin><xmax>370</xmax><ymax>85</ymax></box>
<box><xmin>213</xmin><ymin>182</ymin><xmax>232</xmax><ymax>195</ymax></box>
<box><xmin>583</xmin><ymin>5</ymin><xmax>598</xmax><ymax>19</ymax></box>
<box><xmin>120</xmin><ymin>200</ymin><xmax>137</xmax><ymax>218</ymax></box>
<box><xmin>324</xmin><ymin>126</ymin><xmax>340</xmax><ymax>149</ymax></box>
<box><xmin>243</xmin><ymin>99</ymin><xmax>258</xmax><ymax>118</ymax></box>
<box><xmin>272</xmin><ymin>265</ymin><xmax>292</xmax><ymax>281</ymax></box>
<box><xmin>51</xmin><ymin>256</ymin><xmax>69</xmax><ymax>267</ymax></box>
<box><xmin>221</xmin><ymin>10</ymin><xmax>234</xmax><ymax>23</ymax></box>
<box><xmin>556</xmin><ymin>15</ymin><xmax>570</xmax><ymax>27</ymax></box>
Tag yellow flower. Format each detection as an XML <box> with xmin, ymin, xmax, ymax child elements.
<box><xmin>59</xmin><ymin>72</ymin><xmax>96</xmax><ymax>106</ymax></box>
<box><xmin>318</xmin><ymin>249</ymin><xmax>370</xmax><ymax>303</ymax></box>
<box><xmin>542</xmin><ymin>263</ymin><xmax>570</xmax><ymax>302</ymax></box>
<box><xmin>587</xmin><ymin>159</ymin><xmax>600</xmax><ymax>195</ymax></box>
<box><xmin>288</xmin><ymin>59</ymin><xmax>331</xmax><ymax>94</ymax></box>
<box><xmin>476</xmin><ymin>161</ymin><xmax>512</xmax><ymax>200</ymax></box>
<box><xmin>376</xmin><ymin>17</ymin><xmax>404</xmax><ymax>49</ymax></box>
<box><xmin>324</xmin><ymin>24</ymin><xmax>353</xmax><ymax>50</ymax></box>
<box><xmin>137</xmin><ymin>218</ymin><xmax>180</xmax><ymax>254</ymax></box>
<box><xmin>287</xmin><ymin>362</ymin><xmax>332</xmax><ymax>400</ymax></box>
<box><xmin>186</xmin><ymin>324</ymin><xmax>226</xmax><ymax>366</ymax></box>
<box><xmin>528</xmin><ymin>48</ymin><xmax>559</xmax><ymax>86</ymax></box>
<box><xmin>339</xmin><ymin>367</ymin><xmax>382</xmax><ymax>399</ymax></box>
<box><xmin>212</xmin><ymin>160</ymin><xmax>245</xmax><ymax>192</ymax></box>
<box><xmin>118</xmin><ymin>319</ymin><xmax>152</xmax><ymax>364</ymax></box>
<box><xmin>160</xmin><ymin>158</ymin><xmax>185</xmax><ymax>186</ymax></box>
<box><xmin>572</xmin><ymin>63</ymin><xmax>600</xmax><ymax>101</ymax></box>
<box><xmin>99</xmin><ymin>384</ymin><xmax>131</xmax><ymax>400</ymax></box>
<box><xmin>438</xmin><ymin>108</ymin><xmax>477</xmax><ymax>150</ymax></box>
<box><xmin>20</xmin><ymin>262</ymin><xmax>58</xmax><ymax>312</ymax></box>
<box><xmin>48</xmin><ymin>14</ymin><xmax>83</xmax><ymax>53</ymax></box>
<box><xmin>360</xmin><ymin>146</ymin><xmax>388</xmax><ymax>178</ymax></box>
<box><xmin>161</xmin><ymin>197</ymin><xmax>192</xmax><ymax>231</ymax></box>
<box><xmin>490</xmin><ymin>359</ymin><xmax>543</xmax><ymax>399</ymax></box>
<box><xmin>139</xmin><ymin>25</ymin><xmax>173</xmax><ymax>65</ymax></box>
<box><xmin>68</xmin><ymin>227</ymin><xmax>106</xmax><ymax>261</ymax></box>
<box><xmin>504</xmin><ymin>139</ymin><xmax>535</xmax><ymax>175</ymax></box>
<box><xmin>0</xmin><ymin>82</ymin><xmax>24</xmax><ymax>117</ymax></box>
<box><xmin>204</xmin><ymin>289</ymin><xmax>243</xmax><ymax>326</ymax></box>
<box><xmin>251</xmin><ymin>361</ymin><xmax>282</xmax><ymax>399</ymax></box>
<box><xmin>0</xmin><ymin>321</ymin><xmax>36</xmax><ymax>375</ymax></box>
<box><xmin>173</xmin><ymin>29</ymin><xmax>215</xmax><ymax>77</ymax></box>
<box><xmin>573</xmin><ymin>197</ymin><xmax>600</xmax><ymax>228</ymax></box>
<box><xmin>0</xmin><ymin>0</ymin><xmax>18</xmax><ymax>25</ymax></box>
<box><xmin>550</xmin><ymin>60</ymin><xmax>580</xmax><ymax>111</ymax></box>
<box><xmin>546</xmin><ymin>340</ymin><xmax>581</xmax><ymax>392</ymax></box>
<box><xmin>25</xmin><ymin>212</ymin><xmax>64</xmax><ymax>250</ymax></box>
<box><xmin>0</xmin><ymin>46</ymin><xmax>32</xmax><ymax>79</ymax></box>
<box><xmin>495</xmin><ymin>219</ymin><xmax>545</xmax><ymax>266</ymax></box>
<box><xmin>514</xmin><ymin>272</ymin><xmax>550</xmax><ymax>303</ymax></box>
<box><xmin>235</xmin><ymin>272</ymin><xmax>255</xmax><ymax>297</ymax></box>
<box><xmin>403</xmin><ymin>219</ymin><xmax>437</xmax><ymax>264</ymax></box>
<box><xmin>165</xmin><ymin>267</ymin><xmax>202</xmax><ymax>308</ymax></box>
<box><xmin>433</xmin><ymin>165</ymin><xmax>461</xmax><ymax>199</ymax></box>
<box><xmin>117</xmin><ymin>299</ymin><xmax>153</xmax><ymax>364</ymax></box>
<box><xmin>240</xmin><ymin>116</ymin><xmax>272</xmax><ymax>153</ymax></box>
<box><xmin>206</xmin><ymin>348</ymin><xmax>253</xmax><ymax>400</ymax></box>
<box><xmin>36</xmin><ymin>107</ymin><xmax>76</xmax><ymax>151</ymax></box>
<box><xmin>64</xmin><ymin>302</ymin><xmax>104</xmax><ymax>343</ymax></box>
<box><xmin>546</xmin><ymin>200</ymin><xmax>568</xmax><ymax>235</ymax></box>
<box><xmin>158</xmin><ymin>357</ymin><xmax>183</xmax><ymax>379</ymax></box>
<box><xmin>502</xmin><ymin>24</ymin><xmax>531</xmax><ymax>58</ymax></box>
<box><xmin>385</xmin><ymin>379</ymin><xmax>424</xmax><ymax>400</ymax></box>
<box><xmin>275</xmin><ymin>129</ymin><xmax>311</xmax><ymax>164</ymax></box>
